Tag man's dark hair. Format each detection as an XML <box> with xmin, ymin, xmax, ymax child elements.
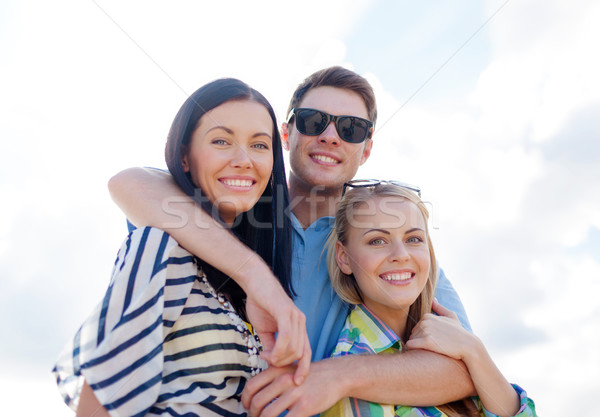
<box><xmin>287</xmin><ymin>66</ymin><xmax>377</xmax><ymax>125</ymax></box>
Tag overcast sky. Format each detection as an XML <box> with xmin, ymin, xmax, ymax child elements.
<box><xmin>1</xmin><ymin>1</ymin><xmax>599</xmax><ymax>416</ymax></box>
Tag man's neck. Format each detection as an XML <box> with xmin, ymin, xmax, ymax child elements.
<box><xmin>288</xmin><ymin>175</ymin><xmax>342</xmax><ymax>229</ymax></box>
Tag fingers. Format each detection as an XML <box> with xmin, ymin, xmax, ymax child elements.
<box><xmin>265</xmin><ymin>311</ymin><xmax>310</xmax><ymax>385</ymax></box>
<box><xmin>268</xmin><ymin>327</ymin><xmax>290</xmax><ymax>365</ymax></box>
<box><xmin>266</xmin><ymin>304</ymin><xmax>289</xmax><ymax>365</ymax></box>
<box><xmin>243</xmin><ymin>367</ymin><xmax>296</xmax><ymax>417</ymax></box>
<box><xmin>431</xmin><ymin>298</ymin><xmax>459</xmax><ymax>320</ymax></box>
<box><xmin>405</xmin><ymin>313</ymin><xmax>438</xmax><ymax>351</ymax></box>
<box><xmin>270</xmin><ymin>308</ymin><xmax>308</xmax><ymax>368</ymax></box>
<box><xmin>257</xmin><ymin>385</ymin><xmax>299</xmax><ymax>417</ymax></box>
<box><xmin>406</xmin><ymin>308</ymin><xmax>467</xmax><ymax>359</ymax></box>
<box><xmin>258</xmin><ymin>333</ymin><xmax>276</xmax><ymax>361</ymax></box>
<box><xmin>242</xmin><ymin>366</ymin><xmax>283</xmax><ymax>409</ymax></box>
<box><xmin>404</xmin><ymin>338</ymin><xmax>423</xmax><ymax>350</ymax></box>
<box><xmin>245</xmin><ymin>283</ymin><xmax>311</xmax><ymax>381</ymax></box>
<box><xmin>405</xmin><ymin>319</ymin><xmax>431</xmax><ymax>350</ymax></box>
<box><xmin>294</xmin><ymin>338</ymin><xmax>312</xmax><ymax>385</ymax></box>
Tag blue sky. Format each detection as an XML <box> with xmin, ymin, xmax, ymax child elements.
<box><xmin>346</xmin><ymin>0</ymin><xmax>491</xmax><ymax>102</ymax></box>
<box><xmin>1</xmin><ymin>1</ymin><xmax>599</xmax><ymax>416</ymax></box>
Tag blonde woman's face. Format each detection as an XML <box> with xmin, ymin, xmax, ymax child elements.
<box><xmin>335</xmin><ymin>196</ymin><xmax>430</xmax><ymax>331</ymax></box>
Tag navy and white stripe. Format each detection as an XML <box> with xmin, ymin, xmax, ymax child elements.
<box><xmin>53</xmin><ymin>227</ymin><xmax>266</xmax><ymax>416</ymax></box>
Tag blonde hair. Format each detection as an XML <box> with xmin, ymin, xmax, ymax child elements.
<box><xmin>327</xmin><ymin>184</ymin><xmax>438</xmax><ymax>341</ymax></box>
<box><xmin>327</xmin><ymin>184</ymin><xmax>480</xmax><ymax>417</ymax></box>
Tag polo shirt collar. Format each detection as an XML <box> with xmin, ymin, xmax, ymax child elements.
<box><xmin>290</xmin><ymin>212</ymin><xmax>335</xmax><ymax>233</ymax></box>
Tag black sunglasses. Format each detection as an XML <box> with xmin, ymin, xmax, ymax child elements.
<box><xmin>342</xmin><ymin>179</ymin><xmax>422</xmax><ymax>197</ymax></box>
<box><xmin>287</xmin><ymin>108</ymin><xmax>374</xmax><ymax>144</ymax></box>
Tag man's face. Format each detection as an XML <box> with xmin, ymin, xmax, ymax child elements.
<box><xmin>283</xmin><ymin>86</ymin><xmax>373</xmax><ymax>193</ymax></box>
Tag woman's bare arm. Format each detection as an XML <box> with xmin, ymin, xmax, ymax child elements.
<box><xmin>109</xmin><ymin>167</ymin><xmax>266</xmax><ymax>286</ymax></box>
<box><xmin>242</xmin><ymin>350</ymin><xmax>476</xmax><ymax>417</ymax></box>
<box><xmin>406</xmin><ymin>300</ymin><xmax>520</xmax><ymax>416</ymax></box>
<box><xmin>76</xmin><ymin>381</ymin><xmax>110</xmax><ymax>417</ymax></box>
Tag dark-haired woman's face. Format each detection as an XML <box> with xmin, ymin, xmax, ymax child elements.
<box><xmin>182</xmin><ymin>100</ymin><xmax>274</xmax><ymax>225</ymax></box>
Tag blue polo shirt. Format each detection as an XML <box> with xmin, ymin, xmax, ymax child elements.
<box><xmin>290</xmin><ymin>214</ymin><xmax>471</xmax><ymax>361</ymax></box>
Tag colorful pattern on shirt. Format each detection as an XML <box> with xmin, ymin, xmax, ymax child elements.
<box><xmin>321</xmin><ymin>305</ymin><xmax>537</xmax><ymax>417</ymax></box>
<box><xmin>52</xmin><ymin>227</ymin><xmax>266</xmax><ymax>417</ymax></box>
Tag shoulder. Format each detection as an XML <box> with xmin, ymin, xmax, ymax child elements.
<box><xmin>111</xmin><ymin>227</ymin><xmax>198</xmax><ymax>296</ymax></box>
<box><xmin>126</xmin><ymin>226</ymin><xmax>182</xmax><ymax>253</ymax></box>
<box><xmin>117</xmin><ymin>227</ymin><xmax>194</xmax><ymax>266</ymax></box>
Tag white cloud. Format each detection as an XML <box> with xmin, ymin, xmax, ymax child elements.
<box><xmin>360</xmin><ymin>3</ymin><xmax>600</xmax><ymax>416</ymax></box>
<box><xmin>479</xmin><ymin>0</ymin><xmax>600</xmax><ymax>143</ymax></box>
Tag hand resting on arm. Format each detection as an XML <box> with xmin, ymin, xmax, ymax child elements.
<box><xmin>242</xmin><ymin>348</ymin><xmax>475</xmax><ymax>417</ymax></box>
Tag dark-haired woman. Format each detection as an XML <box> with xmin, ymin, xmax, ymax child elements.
<box><xmin>53</xmin><ymin>79</ymin><xmax>309</xmax><ymax>417</ymax></box>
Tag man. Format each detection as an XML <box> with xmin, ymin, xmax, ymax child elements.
<box><xmin>109</xmin><ymin>67</ymin><xmax>474</xmax><ymax>416</ymax></box>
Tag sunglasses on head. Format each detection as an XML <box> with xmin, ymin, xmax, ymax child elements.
<box><xmin>342</xmin><ymin>179</ymin><xmax>422</xmax><ymax>197</ymax></box>
<box><xmin>287</xmin><ymin>108</ymin><xmax>374</xmax><ymax>144</ymax></box>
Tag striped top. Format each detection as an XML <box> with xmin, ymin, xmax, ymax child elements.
<box><xmin>321</xmin><ymin>304</ymin><xmax>537</xmax><ymax>417</ymax></box>
<box><xmin>52</xmin><ymin>227</ymin><xmax>266</xmax><ymax>417</ymax></box>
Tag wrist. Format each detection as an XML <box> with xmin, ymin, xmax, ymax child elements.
<box><xmin>462</xmin><ymin>334</ymin><xmax>487</xmax><ymax>368</ymax></box>
<box><xmin>334</xmin><ymin>356</ymin><xmax>371</xmax><ymax>399</ymax></box>
<box><xmin>232</xmin><ymin>254</ymin><xmax>280</xmax><ymax>296</ymax></box>
<box><xmin>316</xmin><ymin>357</ymin><xmax>357</xmax><ymax>400</ymax></box>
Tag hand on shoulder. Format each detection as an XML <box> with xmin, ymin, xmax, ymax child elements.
<box><xmin>405</xmin><ymin>299</ymin><xmax>483</xmax><ymax>362</ymax></box>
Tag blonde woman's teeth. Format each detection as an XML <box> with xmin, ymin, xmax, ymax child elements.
<box><xmin>381</xmin><ymin>272</ymin><xmax>412</xmax><ymax>281</ymax></box>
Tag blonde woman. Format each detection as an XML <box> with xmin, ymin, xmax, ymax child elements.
<box><xmin>322</xmin><ymin>181</ymin><xmax>537</xmax><ymax>417</ymax></box>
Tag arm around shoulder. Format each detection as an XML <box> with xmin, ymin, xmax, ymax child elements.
<box><xmin>108</xmin><ymin>167</ymin><xmax>265</xmax><ymax>288</ymax></box>
<box><xmin>108</xmin><ymin>168</ymin><xmax>311</xmax><ymax>377</ymax></box>
<box><xmin>108</xmin><ymin>167</ymin><xmax>188</xmax><ymax>229</ymax></box>
<box><xmin>340</xmin><ymin>348</ymin><xmax>475</xmax><ymax>406</ymax></box>
<box><xmin>242</xmin><ymin>349</ymin><xmax>475</xmax><ymax>417</ymax></box>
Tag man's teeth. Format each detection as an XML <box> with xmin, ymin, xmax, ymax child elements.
<box><xmin>222</xmin><ymin>179</ymin><xmax>253</xmax><ymax>187</ymax></box>
<box><xmin>312</xmin><ymin>154</ymin><xmax>338</xmax><ymax>164</ymax></box>
<box><xmin>381</xmin><ymin>272</ymin><xmax>412</xmax><ymax>281</ymax></box>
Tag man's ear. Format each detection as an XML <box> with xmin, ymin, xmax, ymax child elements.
<box><xmin>360</xmin><ymin>138</ymin><xmax>373</xmax><ymax>165</ymax></box>
<box><xmin>281</xmin><ymin>122</ymin><xmax>290</xmax><ymax>151</ymax></box>
<box><xmin>336</xmin><ymin>241</ymin><xmax>353</xmax><ymax>275</ymax></box>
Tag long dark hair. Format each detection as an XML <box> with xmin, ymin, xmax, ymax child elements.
<box><xmin>165</xmin><ymin>78</ymin><xmax>293</xmax><ymax>317</ymax></box>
